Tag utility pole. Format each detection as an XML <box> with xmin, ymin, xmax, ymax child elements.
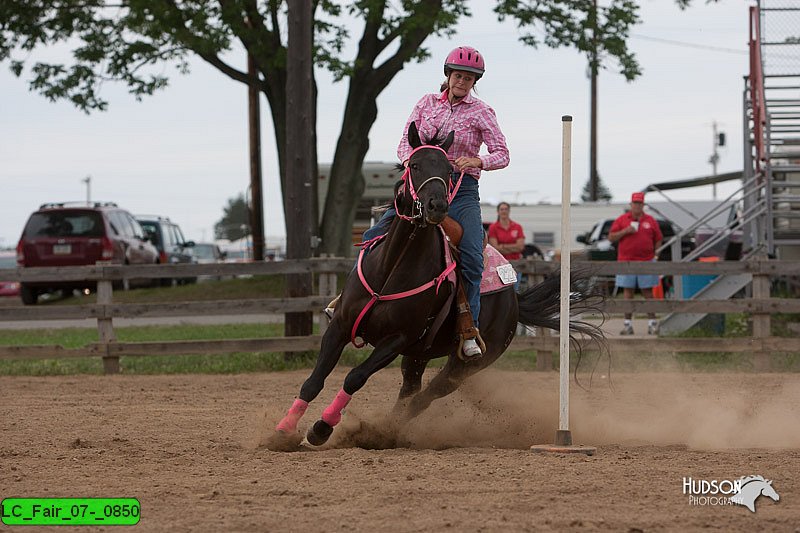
<box><xmin>246</xmin><ymin>19</ymin><xmax>265</xmax><ymax>262</ymax></box>
<box><xmin>709</xmin><ymin>121</ymin><xmax>725</xmax><ymax>200</ymax></box>
<box><xmin>82</xmin><ymin>175</ymin><xmax>91</xmax><ymax>205</ymax></box>
<box><xmin>285</xmin><ymin>0</ymin><xmax>314</xmax><ymax>344</ymax></box>
<box><xmin>589</xmin><ymin>0</ymin><xmax>599</xmax><ymax>202</ymax></box>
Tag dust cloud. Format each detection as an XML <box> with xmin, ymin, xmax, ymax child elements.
<box><xmin>325</xmin><ymin>370</ymin><xmax>800</xmax><ymax>451</ymax></box>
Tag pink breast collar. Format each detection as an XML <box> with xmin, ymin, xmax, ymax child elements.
<box><xmin>351</xmin><ymin>229</ymin><xmax>457</xmax><ymax>348</ymax></box>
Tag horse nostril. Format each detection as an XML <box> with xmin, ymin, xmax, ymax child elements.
<box><xmin>428</xmin><ymin>198</ymin><xmax>447</xmax><ymax>212</ymax></box>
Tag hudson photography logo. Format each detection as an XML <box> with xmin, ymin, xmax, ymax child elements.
<box><xmin>683</xmin><ymin>475</ymin><xmax>780</xmax><ymax>512</ymax></box>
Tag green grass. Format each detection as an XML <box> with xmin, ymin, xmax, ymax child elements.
<box><xmin>0</xmin><ymin>323</ymin><xmax>286</xmax><ymax>349</ymax></box>
<box><xmin>3</xmin><ymin>278</ymin><xmax>798</xmax><ymax>375</ymax></box>
<box><xmin>0</xmin><ymin>319</ymin><xmax>547</xmax><ymax>376</ymax></box>
<box><xmin>42</xmin><ymin>275</ymin><xmax>289</xmax><ymax>305</ymax></box>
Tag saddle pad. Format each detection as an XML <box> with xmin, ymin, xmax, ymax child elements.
<box><xmin>480</xmin><ymin>245</ymin><xmax>517</xmax><ymax>294</ymax></box>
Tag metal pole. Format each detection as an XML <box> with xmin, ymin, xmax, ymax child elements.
<box><xmin>530</xmin><ymin>116</ymin><xmax>595</xmax><ymax>456</ymax></box>
<box><xmin>557</xmin><ymin>115</ymin><xmax>572</xmax><ymax>445</ymax></box>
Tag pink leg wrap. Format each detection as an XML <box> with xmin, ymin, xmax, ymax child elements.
<box><xmin>275</xmin><ymin>398</ymin><xmax>309</xmax><ymax>433</ymax></box>
<box><xmin>321</xmin><ymin>389</ymin><xmax>352</xmax><ymax>427</ymax></box>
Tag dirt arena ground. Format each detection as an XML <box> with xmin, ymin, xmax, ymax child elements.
<box><xmin>1</xmin><ymin>368</ymin><xmax>798</xmax><ymax>532</ymax></box>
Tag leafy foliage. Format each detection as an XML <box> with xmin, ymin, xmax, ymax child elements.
<box><xmin>2</xmin><ymin>0</ymin><xmax>714</xmax><ymax>256</ymax></box>
<box><xmin>580</xmin><ymin>174</ymin><xmax>613</xmax><ymax>202</ymax></box>
<box><xmin>495</xmin><ymin>0</ymin><xmax>641</xmax><ymax>80</ymax></box>
<box><xmin>214</xmin><ymin>193</ymin><xmax>250</xmax><ymax>240</ymax></box>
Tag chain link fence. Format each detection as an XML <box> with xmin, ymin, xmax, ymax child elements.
<box><xmin>760</xmin><ymin>0</ymin><xmax>800</xmax><ymax>76</ymax></box>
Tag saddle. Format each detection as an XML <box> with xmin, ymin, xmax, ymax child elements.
<box><xmin>441</xmin><ymin>216</ymin><xmax>518</xmax><ymax>295</ymax></box>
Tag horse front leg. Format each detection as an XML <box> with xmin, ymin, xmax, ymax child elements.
<box><xmin>268</xmin><ymin>319</ymin><xmax>348</xmax><ymax>449</ymax></box>
<box><xmin>306</xmin><ymin>333</ymin><xmax>408</xmax><ymax>446</ymax></box>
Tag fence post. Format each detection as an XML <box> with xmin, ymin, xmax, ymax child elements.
<box><xmin>96</xmin><ymin>267</ymin><xmax>118</xmax><ymax>374</ymax></box>
<box><xmin>751</xmin><ymin>260</ymin><xmax>771</xmax><ymax>371</ymax></box>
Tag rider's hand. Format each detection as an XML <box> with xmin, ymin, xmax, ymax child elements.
<box><xmin>454</xmin><ymin>156</ymin><xmax>482</xmax><ymax>171</ymax></box>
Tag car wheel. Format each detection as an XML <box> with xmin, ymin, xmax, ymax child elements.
<box><xmin>20</xmin><ymin>284</ymin><xmax>38</xmax><ymax>305</ymax></box>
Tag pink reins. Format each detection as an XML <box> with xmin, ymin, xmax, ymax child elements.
<box><xmin>350</xmin><ymin>233</ymin><xmax>457</xmax><ymax>348</ymax></box>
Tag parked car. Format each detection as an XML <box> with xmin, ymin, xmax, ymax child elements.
<box><xmin>190</xmin><ymin>243</ymin><xmax>227</xmax><ymax>281</ymax></box>
<box><xmin>0</xmin><ymin>252</ymin><xmax>21</xmax><ymax>298</ymax></box>
<box><xmin>191</xmin><ymin>243</ymin><xmax>226</xmax><ymax>263</ymax></box>
<box><xmin>135</xmin><ymin>215</ymin><xmax>196</xmax><ymax>285</ymax></box>
<box><xmin>16</xmin><ymin>202</ymin><xmax>159</xmax><ymax>304</ymax></box>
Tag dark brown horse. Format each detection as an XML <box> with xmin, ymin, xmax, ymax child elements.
<box><xmin>269</xmin><ymin>123</ymin><xmax>603</xmax><ymax>449</ymax></box>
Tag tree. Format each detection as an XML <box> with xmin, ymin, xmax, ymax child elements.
<box><xmin>580</xmin><ymin>174</ymin><xmax>613</xmax><ymax>202</ymax></box>
<box><xmin>214</xmin><ymin>194</ymin><xmax>250</xmax><ymax>241</ymax></box>
<box><xmin>1</xmin><ymin>1</ymin><xmax>703</xmax><ymax>257</ymax></box>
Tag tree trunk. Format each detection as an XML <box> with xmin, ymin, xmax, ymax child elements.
<box><xmin>320</xmin><ymin>85</ymin><xmax>379</xmax><ymax>256</ymax></box>
<box><xmin>284</xmin><ymin>0</ymin><xmax>315</xmax><ymax>346</ymax></box>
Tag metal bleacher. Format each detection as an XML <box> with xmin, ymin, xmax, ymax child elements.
<box><xmin>659</xmin><ymin>0</ymin><xmax>800</xmax><ymax>335</ymax></box>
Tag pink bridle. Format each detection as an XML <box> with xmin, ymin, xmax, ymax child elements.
<box><xmin>395</xmin><ymin>144</ymin><xmax>465</xmax><ymax>222</ymax></box>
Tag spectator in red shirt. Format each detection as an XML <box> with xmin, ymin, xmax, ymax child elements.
<box><xmin>488</xmin><ymin>202</ymin><xmax>525</xmax><ymax>260</ymax></box>
<box><xmin>608</xmin><ymin>192</ymin><xmax>663</xmax><ymax>335</ymax></box>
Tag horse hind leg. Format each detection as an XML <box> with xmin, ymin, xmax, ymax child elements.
<box><xmin>306</xmin><ymin>333</ymin><xmax>408</xmax><ymax>447</ymax></box>
<box><xmin>404</xmin><ymin>334</ymin><xmax>508</xmax><ymax>421</ymax></box>
<box><xmin>392</xmin><ymin>356</ymin><xmax>429</xmax><ymax>411</ymax></box>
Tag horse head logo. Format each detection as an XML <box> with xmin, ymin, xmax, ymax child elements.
<box><xmin>730</xmin><ymin>475</ymin><xmax>780</xmax><ymax>513</ymax></box>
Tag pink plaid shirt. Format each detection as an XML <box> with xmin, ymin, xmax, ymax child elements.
<box><xmin>397</xmin><ymin>90</ymin><xmax>510</xmax><ymax>178</ymax></box>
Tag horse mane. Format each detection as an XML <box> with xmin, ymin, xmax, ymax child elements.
<box><xmin>740</xmin><ymin>475</ymin><xmax>768</xmax><ymax>485</ymax></box>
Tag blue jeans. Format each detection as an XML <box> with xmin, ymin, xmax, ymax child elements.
<box><xmin>363</xmin><ymin>173</ymin><xmax>483</xmax><ymax>327</ymax></box>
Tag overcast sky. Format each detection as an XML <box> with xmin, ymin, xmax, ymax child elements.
<box><xmin>0</xmin><ymin>0</ymin><xmax>754</xmax><ymax>248</ymax></box>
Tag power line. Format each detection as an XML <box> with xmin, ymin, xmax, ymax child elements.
<box><xmin>631</xmin><ymin>33</ymin><xmax>749</xmax><ymax>55</ymax></box>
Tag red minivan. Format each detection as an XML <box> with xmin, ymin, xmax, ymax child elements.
<box><xmin>16</xmin><ymin>202</ymin><xmax>159</xmax><ymax>304</ymax></box>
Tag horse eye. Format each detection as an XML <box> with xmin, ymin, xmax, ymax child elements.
<box><xmin>410</xmin><ymin>163</ymin><xmax>419</xmax><ymax>170</ymax></box>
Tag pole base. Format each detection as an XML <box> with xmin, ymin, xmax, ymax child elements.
<box><xmin>529</xmin><ymin>444</ymin><xmax>596</xmax><ymax>456</ymax></box>
<box><xmin>530</xmin><ymin>430</ymin><xmax>596</xmax><ymax>455</ymax></box>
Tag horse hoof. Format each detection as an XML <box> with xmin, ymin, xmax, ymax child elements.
<box><xmin>306</xmin><ymin>420</ymin><xmax>334</xmax><ymax>446</ymax></box>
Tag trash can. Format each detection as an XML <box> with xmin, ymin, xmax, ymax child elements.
<box><xmin>682</xmin><ymin>256</ymin><xmax>724</xmax><ymax>335</ymax></box>
<box><xmin>681</xmin><ymin>256</ymin><xmax>719</xmax><ymax>298</ymax></box>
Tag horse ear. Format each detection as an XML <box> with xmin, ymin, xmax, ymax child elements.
<box><xmin>441</xmin><ymin>130</ymin><xmax>455</xmax><ymax>152</ymax></box>
<box><xmin>408</xmin><ymin>121</ymin><xmax>422</xmax><ymax>149</ymax></box>
<box><xmin>395</xmin><ymin>184</ymin><xmax>409</xmax><ymax>212</ymax></box>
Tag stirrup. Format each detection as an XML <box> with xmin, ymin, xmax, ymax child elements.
<box><xmin>462</xmin><ymin>339</ymin><xmax>482</xmax><ymax>358</ymax></box>
<box><xmin>457</xmin><ymin>328</ymin><xmax>486</xmax><ymax>361</ymax></box>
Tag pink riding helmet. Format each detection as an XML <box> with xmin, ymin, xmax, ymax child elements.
<box><xmin>444</xmin><ymin>46</ymin><xmax>485</xmax><ymax>79</ymax></box>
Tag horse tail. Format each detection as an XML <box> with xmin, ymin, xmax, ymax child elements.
<box><xmin>516</xmin><ymin>268</ymin><xmax>606</xmax><ymax>347</ymax></box>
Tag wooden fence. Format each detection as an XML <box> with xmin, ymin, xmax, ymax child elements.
<box><xmin>0</xmin><ymin>258</ymin><xmax>798</xmax><ymax>373</ymax></box>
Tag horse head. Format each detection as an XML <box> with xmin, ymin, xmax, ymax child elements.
<box><xmin>760</xmin><ymin>479</ymin><xmax>780</xmax><ymax>502</ymax></box>
<box><xmin>399</xmin><ymin>122</ymin><xmax>454</xmax><ymax>225</ymax></box>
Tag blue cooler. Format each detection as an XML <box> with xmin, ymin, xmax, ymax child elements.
<box><xmin>681</xmin><ymin>275</ymin><xmax>717</xmax><ymax>298</ymax></box>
